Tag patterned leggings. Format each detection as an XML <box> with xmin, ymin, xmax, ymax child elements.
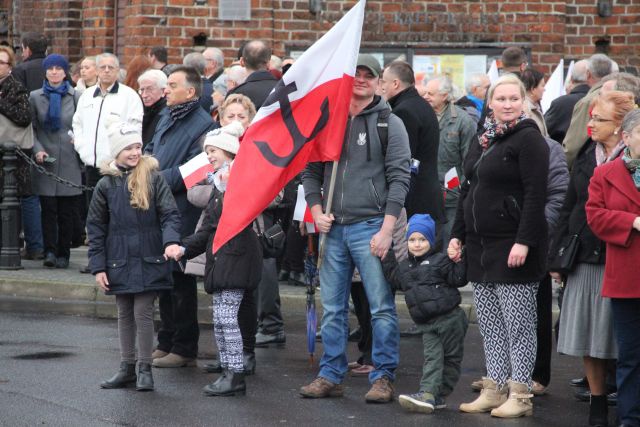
<box><xmin>212</xmin><ymin>289</ymin><xmax>245</xmax><ymax>373</ymax></box>
<box><xmin>473</xmin><ymin>282</ymin><xmax>538</xmax><ymax>388</ymax></box>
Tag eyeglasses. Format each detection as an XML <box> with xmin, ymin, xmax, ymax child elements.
<box><xmin>98</xmin><ymin>64</ymin><xmax>118</xmax><ymax>71</ymax></box>
<box><xmin>0</xmin><ymin>60</ymin><xmax>10</xmax><ymax>66</ymax></box>
<box><xmin>589</xmin><ymin>116</ymin><xmax>614</xmax><ymax>123</ymax></box>
<box><xmin>138</xmin><ymin>87</ymin><xmax>159</xmax><ymax>94</ymax></box>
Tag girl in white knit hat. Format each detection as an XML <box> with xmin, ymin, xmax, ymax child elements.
<box><xmin>167</xmin><ymin>121</ymin><xmax>263</xmax><ymax>396</ymax></box>
<box><xmin>88</xmin><ymin>120</ymin><xmax>182</xmax><ymax>392</ymax></box>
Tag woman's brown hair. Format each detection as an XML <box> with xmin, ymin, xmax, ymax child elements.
<box><xmin>0</xmin><ymin>46</ymin><xmax>16</xmax><ymax>67</ymax></box>
<box><xmin>124</xmin><ymin>55</ymin><xmax>152</xmax><ymax>92</ymax></box>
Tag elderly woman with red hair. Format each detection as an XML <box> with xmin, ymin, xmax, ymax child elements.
<box><xmin>552</xmin><ymin>90</ymin><xmax>636</xmax><ymax>427</ymax></box>
<box><xmin>586</xmin><ymin>107</ymin><xmax>640</xmax><ymax>427</ymax></box>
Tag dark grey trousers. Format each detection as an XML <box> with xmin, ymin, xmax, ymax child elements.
<box><xmin>116</xmin><ymin>292</ymin><xmax>156</xmax><ymax>365</ymax></box>
<box><xmin>255</xmin><ymin>212</ymin><xmax>284</xmax><ymax>334</ymax></box>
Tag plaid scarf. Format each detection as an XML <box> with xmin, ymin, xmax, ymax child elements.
<box><xmin>622</xmin><ymin>146</ymin><xmax>640</xmax><ymax>190</ymax></box>
<box><xmin>479</xmin><ymin>111</ymin><xmax>527</xmax><ymax>151</ymax></box>
<box><xmin>595</xmin><ymin>139</ymin><xmax>625</xmax><ymax>167</ymax></box>
<box><xmin>168</xmin><ymin>98</ymin><xmax>200</xmax><ymax>121</ymax></box>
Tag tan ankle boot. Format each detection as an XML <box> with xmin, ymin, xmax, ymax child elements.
<box><xmin>490</xmin><ymin>381</ymin><xmax>533</xmax><ymax>418</ymax></box>
<box><xmin>459</xmin><ymin>378</ymin><xmax>508</xmax><ymax>413</ymax></box>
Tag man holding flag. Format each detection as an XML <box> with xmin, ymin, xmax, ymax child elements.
<box><xmin>300</xmin><ymin>54</ymin><xmax>410</xmax><ymax>402</ymax></box>
<box><xmin>208</xmin><ymin>0</ymin><xmax>408</xmax><ymax>402</ymax></box>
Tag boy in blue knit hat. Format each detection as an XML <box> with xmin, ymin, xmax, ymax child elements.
<box><xmin>383</xmin><ymin>213</ymin><xmax>468</xmax><ymax>413</ymax></box>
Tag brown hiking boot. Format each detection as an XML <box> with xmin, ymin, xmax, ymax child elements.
<box><xmin>365</xmin><ymin>376</ymin><xmax>394</xmax><ymax>403</ymax></box>
<box><xmin>299</xmin><ymin>377</ymin><xmax>344</xmax><ymax>398</ymax></box>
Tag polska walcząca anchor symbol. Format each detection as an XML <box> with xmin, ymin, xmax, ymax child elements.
<box><xmin>254</xmin><ymin>80</ymin><xmax>330</xmax><ymax>168</ymax></box>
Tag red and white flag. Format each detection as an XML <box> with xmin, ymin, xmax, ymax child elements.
<box><xmin>179</xmin><ymin>152</ymin><xmax>214</xmax><ymax>189</ymax></box>
<box><xmin>445</xmin><ymin>167</ymin><xmax>460</xmax><ymax>190</ymax></box>
<box><xmin>212</xmin><ymin>0</ymin><xmax>366</xmax><ymax>253</ymax></box>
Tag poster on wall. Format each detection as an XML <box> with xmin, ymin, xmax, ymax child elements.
<box><xmin>414</xmin><ymin>54</ymin><xmax>489</xmax><ymax>93</ymax></box>
<box><xmin>413</xmin><ymin>56</ymin><xmax>440</xmax><ymax>85</ymax></box>
<box><xmin>440</xmin><ymin>55</ymin><xmax>465</xmax><ymax>90</ymax></box>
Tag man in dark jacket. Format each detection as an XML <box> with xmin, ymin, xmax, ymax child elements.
<box><xmin>7</xmin><ymin>36</ymin><xmax>46</xmax><ymax>260</ymax></box>
<box><xmin>137</xmin><ymin>69</ymin><xmax>167</xmax><ymax>149</ymax></box>
<box><xmin>145</xmin><ymin>66</ymin><xmax>215</xmax><ymax>368</ymax></box>
<box><xmin>226</xmin><ymin>40</ymin><xmax>285</xmax><ymax>348</ymax></box>
<box><xmin>13</xmin><ymin>32</ymin><xmax>48</xmax><ymax>93</ymax></box>
<box><xmin>544</xmin><ymin>60</ymin><xmax>590</xmax><ymax>145</ymax></box>
<box><xmin>183</xmin><ymin>52</ymin><xmax>213</xmax><ymax>113</ymax></box>
<box><xmin>380</xmin><ymin>61</ymin><xmax>444</xmax><ymax>224</ymax></box>
<box><xmin>423</xmin><ymin>75</ymin><xmax>476</xmax><ymax>248</ymax></box>
<box><xmin>226</xmin><ymin>40</ymin><xmax>277</xmax><ymax>110</ymax></box>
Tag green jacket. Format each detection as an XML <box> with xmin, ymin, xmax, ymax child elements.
<box><xmin>437</xmin><ymin>103</ymin><xmax>477</xmax><ymax>207</ymax></box>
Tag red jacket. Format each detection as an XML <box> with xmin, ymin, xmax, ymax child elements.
<box><xmin>586</xmin><ymin>158</ymin><xmax>640</xmax><ymax>298</ymax></box>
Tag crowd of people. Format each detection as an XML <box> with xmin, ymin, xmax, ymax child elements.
<box><xmin>1</xmin><ymin>30</ymin><xmax>639</xmax><ymax>427</ymax></box>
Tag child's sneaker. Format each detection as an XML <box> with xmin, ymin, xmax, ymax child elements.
<box><xmin>398</xmin><ymin>391</ymin><xmax>436</xmax><ymax>413</ymax></box>
<box><xmin>434</xmin><ymin>395</ymin><xmax>447</xmax><ymax>409</ymax></box>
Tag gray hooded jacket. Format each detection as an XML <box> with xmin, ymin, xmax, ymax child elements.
<box><xmin>303</xmin><ymin>96</ymin><xmax>410</xmax><ymax>225</ymax></box>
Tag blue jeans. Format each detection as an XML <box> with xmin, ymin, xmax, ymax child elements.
<box><xmin>318</xmin><ymin>217</ymin><xmax>399</xmax><ymax>385</ymax></box>
<box><xmin>21</xmin><ymin>195</ymin><xmax>43</xmax><ymax>253</ymax></box>
<box><xmin>611</xmin><ymin>298</ymin><xmax>640</xmax><ymax>427</ymax></box>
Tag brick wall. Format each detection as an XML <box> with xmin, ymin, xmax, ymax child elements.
<box><xmin>6</xmin><ymin>0</ymin><xmax>640</xmax><ymax>75</ymax></box>
<box><xmin>565</xmin><ymin>0</ymin><xmax>640</xmax><ymax>72</ymax></box>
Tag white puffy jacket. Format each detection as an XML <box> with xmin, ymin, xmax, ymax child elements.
<box><xmin>72</xmin><ymin>81</ymin><xmax>143</xmax><ymax>167</ymax></box>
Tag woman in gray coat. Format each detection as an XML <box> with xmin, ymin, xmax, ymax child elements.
<box><xmin>29</xmin><ymin>54</ymin><xmax>82</xmax><ymax>269</ymax></box>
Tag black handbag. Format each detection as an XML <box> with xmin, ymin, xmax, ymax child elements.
<box><xmin>254</xmin><ymin>219</ymin><xmax>286</xmax><ymax>259</ymax></box>
<box><xmin>549</xmin><ymin>221</ymin><xmax>587</xmax><ymax>275</ymax></box>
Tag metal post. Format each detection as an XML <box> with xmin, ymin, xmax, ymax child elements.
<box><xmin>0</xmin><ymin>142</ymin><xmax>23</xmax><ymax>270</ymax></box>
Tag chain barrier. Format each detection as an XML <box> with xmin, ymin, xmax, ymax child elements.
<box><xmin>14</xmin><ymin>147</ymin><xmax>95</xmax><ymax>192</ymax></box>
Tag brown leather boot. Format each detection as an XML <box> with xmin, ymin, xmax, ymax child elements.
<box><xmin>299</xmin><ymin>377</ymin><xmax>344</xmax><ymax>398</ymax></box>
<box><xmin>365</xmin><ymin>376</ymin><xmax>394</xmax><ymax>403</ymax></box>
<box><xmin>459</xmin><ymin>377</ymin><xmax>508</xmax><ymax>413</ymax></box>
<box><xmin>491</xmin><ymin>381</ymin><xmax>533</xmax><ymax>418</ymax></box>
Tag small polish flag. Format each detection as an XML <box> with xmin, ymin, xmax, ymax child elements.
<box><xmin>487</xmin><ymin>60</ymin><xmax>499</xmax><ymax>84</ymax></box>
<box><xmin>179</xmin><ymin>152</ymin><xmax>214</xmax><ymax>189</ymax></box>
<box><xmin>445</xmin><ymin>167</ymin><xmax>460</xmax><ymax>190</ymax></box>
<box><xmin>293</xmin><ymin>184</ymin><xmax>318</xmax><ymax>233</ymax></box>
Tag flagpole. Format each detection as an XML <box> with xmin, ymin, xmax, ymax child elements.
<box><xmin>316</xmin><ymin>160</ymin><xmax>339</xmax><ymax>271</ymax></box>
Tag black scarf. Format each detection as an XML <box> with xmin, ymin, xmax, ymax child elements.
<box><xmin>168</xmin><ymin>98</ymin><xmax>200</xmax><ymax>121</ymax></box>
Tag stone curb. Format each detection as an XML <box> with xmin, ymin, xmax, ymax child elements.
<box><xmin>0</xmin><ymin>276</ymin><xmax>558</xmax><ymax>326</ymax></box>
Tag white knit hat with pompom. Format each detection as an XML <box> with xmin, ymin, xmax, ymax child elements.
<box><xmin>202</xmin><ymin>121</ymin><xmax>245</xmax><ymax>155</ymax></box>
<box><xmin>106</xmin><ymin>117</ymin><xmax>142</xmax><ymax>159</ymax></box>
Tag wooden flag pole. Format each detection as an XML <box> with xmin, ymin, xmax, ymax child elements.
<box><xmin>316</xmin><ymin>160</ymin><xmax>339</xmax><ymax>271</ymax></box>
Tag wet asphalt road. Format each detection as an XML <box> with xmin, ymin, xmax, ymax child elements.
<box><xmin>0</xmin><ymin>309</ymin><xmax>614</xmax><ymax>427</ymax></box>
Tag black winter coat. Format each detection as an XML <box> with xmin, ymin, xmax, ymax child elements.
<box><xmin>451</xmin><ymin>119</ymin><xmax>549</xmax><ymax>283</ymax></box>
<box><xmin>12</xmin><ymin>54</ymin><xmax>45</xmax><ymax>93</ymax></box>
<box><xmin>141</xmin><ymin>97</ymin><xmax>166</xmax><ymax>149</ymax></box>
<box><xmin>388</xmin><ymin>86</ymin><xmax>445</xmax><ymax>221</ymax></box>
<box><xmin>226</xmin><ymin>70</ymin><xmax>277</xmax><ymax>110</ymax></box>
<box><xmin>544</xmin><ymin>84</ymin><xmax>590</xmax><ymax>144</ymax></box>
<box><xmin>182</xmin><ymin>187</ymin><xmax>262</xmax><ymax>293</ymax></box>
<box><xmin>550</xmin><ymin>140</ymin><xmax>606</xmax><ymax>265</ymax></box>
<box><xmin>87</xmin><ymin>157</ymin><xmax>182</xmax><ymax>295</ymax></box>
<box><xmin>383</xmin><ymin>250</ymin><xmax>466</xmax><ymax>323</ymax></box>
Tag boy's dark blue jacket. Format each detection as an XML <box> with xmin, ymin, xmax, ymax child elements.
<box><xmin>383</xmin><ymin>249</ymin><xmax>467</xmax><ymax>323</ymax></box>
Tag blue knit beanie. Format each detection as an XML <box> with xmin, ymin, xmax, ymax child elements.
<box><xmin>406</xmin><ymin>214</ymin><xmax>436</xmax><ymax>248</ymax></box>
<box><xmin>42</xmin><ymin>54</ymin><xmax>69</xmax><ymax>73</ymax></box>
